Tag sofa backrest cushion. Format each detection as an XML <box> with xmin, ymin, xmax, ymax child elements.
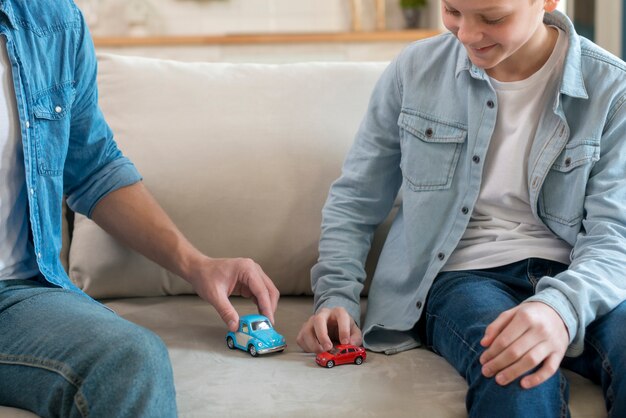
<box><xmin>68</xmin><ymin>54</ymin><xmax>390</xmax><ymax>298</ymax></box>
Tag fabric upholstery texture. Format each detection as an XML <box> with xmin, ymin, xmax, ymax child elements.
<box><xmin>108</xmin><ymin>297</ymin><xmax>609</xmax><ymax>417</ymax></box>
<box><xmin>69</xmin><ymin>54</ymin><xmax>391</xmax><ymax>298</ymax></box>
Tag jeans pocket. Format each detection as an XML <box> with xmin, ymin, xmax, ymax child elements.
<box><xmin>526</xmin><ymin>258</ymin><xmax>569</xmax><ymax>289</ymax></box>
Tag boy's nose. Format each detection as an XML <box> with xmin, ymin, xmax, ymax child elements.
<box><xmin>456</xmin><ymin>21</ymin><xmax>482</xmax><ymax>45</ymax></box>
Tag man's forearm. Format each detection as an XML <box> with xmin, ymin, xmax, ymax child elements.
<box><xmin>90</xmin><ymin>181</ymin><xmax>204</xmax><ymax>282</ymax></box>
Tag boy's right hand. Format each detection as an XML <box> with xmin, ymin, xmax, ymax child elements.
<box><xmin>296</xmin><ymin>307</ymin><xmax>362</xmax><ymax>353</ymax></box>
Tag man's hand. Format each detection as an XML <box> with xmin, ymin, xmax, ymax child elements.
<box><xmin>187</xmin><ymin>257</ymin><xmax>280</xmax><ymax>332</ymax></box>
<box><xmin>91</xmin><ymin>183</ymin><xmax>279</xmax><ymax>334</ymax></box>
<box><xmin>479</xmin><ymin>301</ymin><xmax>569</xmax><ymax>389</ymax></box>
<box><xmin>296</xmin><ymin>307</ymin><xmax>362</xmax><ymax>353</ymax></box>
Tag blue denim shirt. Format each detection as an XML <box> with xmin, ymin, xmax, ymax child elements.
<box><xmin>313</xmin><ymin>11</ymin><xmax>626</xmax><ymax>357</ymax></box>
<box><xmin>0</xmin><ymin>0</ymin><xmax>141</xmax><ymax>292</ymax></box>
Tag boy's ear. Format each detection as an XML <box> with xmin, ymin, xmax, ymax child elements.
<box><xmin>544</xmin><ymin>0</ymin><xmax>559</xmax><ymax>13</ymax></box>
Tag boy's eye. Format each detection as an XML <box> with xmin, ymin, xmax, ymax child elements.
<box><xmin>483</xmin><ymin>16</ymin><xmax>505</xmax><ymax>25</ymax></box>
<box><xmin>444</xmin><ymin>7</ymin><xmax>461</xmax><ymax>17</ymax></box>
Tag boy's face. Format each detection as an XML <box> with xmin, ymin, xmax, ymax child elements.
<box><xmin>441</xmin><ymin>0</ymin><xmax>558</xmax><ymax>79</ymax></box>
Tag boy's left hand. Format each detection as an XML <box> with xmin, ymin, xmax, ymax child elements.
<box><xmin>479</xmin><ymin>301</ymin><xmax>569</xmax><ymax>389</ymax></box>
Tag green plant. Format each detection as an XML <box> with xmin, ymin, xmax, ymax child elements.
<box><xmin>400</xmin><ymin>0</ymin><xmax>427</xmax><ymax>9</ymax></box>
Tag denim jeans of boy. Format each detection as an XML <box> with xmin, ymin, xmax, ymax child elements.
<box><xmin>423</xmin><ymin>258</ymin><xmax>626</xmax><ymax>418</ymax></box>
<box><xmin>0</xmin><ymin>278</ymin><xmax>177</xmax><ymax>418</ymax></box>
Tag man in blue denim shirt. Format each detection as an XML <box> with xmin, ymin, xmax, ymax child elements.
<box><xmin>0</xmin><ymin>1</ymin><xmax>279</xmax><ymax>416</ymax></box>
<box><xmin>298</xmin><ymin>0</ymin><xmax>626</xmax><ymax>416</ymax></box>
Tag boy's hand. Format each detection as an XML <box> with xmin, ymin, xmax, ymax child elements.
<box><xmin>187</xmin><ymin>257</ymin><xmax>280</xmax><ymax>332</ymax></box>
<box><xmin>296</xmin><ymin>307</ymin><xmax>362</xmax><ymax>353</ymax></box>
<box><xmin>479</xmin><ymin>301</ymin><xmax>569</xmax><ymax>389</ymax></box>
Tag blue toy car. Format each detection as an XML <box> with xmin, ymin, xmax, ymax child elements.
<box><xmin>226</xmin><ymin>314</ymin><xmax>286</xmax><ymax>357</ymax></box>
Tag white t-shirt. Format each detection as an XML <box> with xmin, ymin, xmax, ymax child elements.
<box><xmin>443</xmin><ymin>28</ymin><xmax>572</xmax><ymax>272</ymax></box>
<box><xmin>0</xmin><ymin>37</ymin><xmax>38</xmax><ymax>280</ymax></box>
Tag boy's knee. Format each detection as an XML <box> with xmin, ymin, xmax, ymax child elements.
<box><xmin>467</xmin><ymin>368</ymin><xmax>568</xmax><ymax>414</ymax></box>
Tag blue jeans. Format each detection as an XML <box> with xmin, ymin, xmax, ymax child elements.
<box><xmin>422</xmin><ymin>258</ymin><xmax>626</xmax><ymax>418</ymax></box>
<box><xmin>0</xmin><ymin>278</ymin><xmax>177</xmax><ymax>418</ymax></box>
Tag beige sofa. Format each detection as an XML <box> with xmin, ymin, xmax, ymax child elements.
<box><xmin>1</xmin><ymin>54</ymin><xmax>606</xmax><ymax>417</ymax></box>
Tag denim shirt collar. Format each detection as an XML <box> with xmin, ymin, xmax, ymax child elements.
<box><xmin>454</xmin><ymin>10</ymin><xmax>588</xmax><ymax>100</ymax></box>
<box><xmin>0</xmin><ymin>0</ymin><xmax>16</xmax><ymax>29</ymax></box>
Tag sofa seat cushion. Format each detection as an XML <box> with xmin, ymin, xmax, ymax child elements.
<box><xmin>104</xmin><ymin>296</ymin><xmax>604</xmax><ymax>418</ymax></box>
<box><xmin>0</xmin><ymin>296</ymin><xmax>606</xmax><ymax>417</ymax></box>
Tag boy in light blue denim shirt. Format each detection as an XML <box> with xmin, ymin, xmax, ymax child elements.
<box><xmin>298</xmin><ymin>0</ymin><xmax>626</xmax><ymax>416</ymax></box>
<box><xmin>0</xmin><ymin>0</ymin><xmax>279</xmax><ymax>416</ymax></box>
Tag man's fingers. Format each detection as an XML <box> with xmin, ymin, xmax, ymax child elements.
<box><xmin>213</xmin><ymin>293</ymin><xmax>240</xmax><ymax>332</ymax></box>
<box><xmin>257</xmin><ymin>265</ymin><xmax>280</xmax><ymax>316</ymax></box>
<box><xmin>242</xmin><ymin>264</ymin><xmax>274</xmax><ymax>323</ymax></box>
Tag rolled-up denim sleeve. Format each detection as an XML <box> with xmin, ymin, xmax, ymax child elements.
<box><xmin>63</xmin><ymin>6</ymin><xmax>141</xmax><ymax>217</ymax></box>
<box><xmin>527</xmin><ymin>92</ymin><xmax>626</xmax><ymax>357</ymax></box>
<box><xmin>312</xmin><ymin>58</ymin><xmax>404</xmax><ymax>324</ymax></box>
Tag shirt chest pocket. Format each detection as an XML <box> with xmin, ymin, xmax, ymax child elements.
<box><xmin>398</xmin><ymin>111</ymin><xmax>467</xmax><ymax>191</ymax></box>
<box><xmin>32</xmin><ymin>85</ymin><xmax>75</xmax><ymax>177</ymax></box>
<box><xmin>539</xmin><ymin>140</ymin><xmax>600</xmax><ymax>226</ymax></box>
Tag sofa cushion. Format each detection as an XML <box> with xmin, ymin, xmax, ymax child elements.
<box><xmin>69</xmin><ymin>54</ymin><xmax>390</xmax><ymax>298</ymax></box>
<box><xmin>0</xmin><ymin>296</ymin><xmax>606</xmax><ymax>417</ymax></box>
<box><xmin>105</xmin><ymin>296</ymin><xmax>605</xmax><ymax>418</ymax></box>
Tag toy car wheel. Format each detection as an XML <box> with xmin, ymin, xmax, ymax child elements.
<box><xmin>354</xmin><ymin>356</ymin><xmax>363</xmax><ymax>365</ymax></box>
<box><xmin>248</xmin><ymin>344</ymin><xmax>258</xmax><ymax>357</ymax></box>
<box><xmin>326</xmin><ymin>360</ymin><xmax>335</xmax><ymax>368</ymax></box>
<box><xmin>226</xmin><ymin>336</ymin><xmax>235</xmax><ymax>350</ymax></box>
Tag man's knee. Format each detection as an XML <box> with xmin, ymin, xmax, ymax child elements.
<box><xmin>79</xmin><ymin>323</ymin><xmax>176</xmax><ymax>417</ymax></box>
<box><xmin>101</xmin><ymin>324</ymin><xmax>173</xmax><ymax>385</ymax></box>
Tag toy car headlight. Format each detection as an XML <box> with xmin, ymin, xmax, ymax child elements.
<box><xmin>257</xmin><ymin>342</ymin><xmax>264</xmax><ymax>347</ymax></box>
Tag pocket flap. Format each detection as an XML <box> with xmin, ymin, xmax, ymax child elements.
<box><xmin>398</xmin><ymin>112</ymin><xmax>466</xmax><ymax>144</ymax></box>
<box><xmin>32</xmin><ymin>86</ymin><xmax>75</xmax><ymax>120</ymax></box>
<box><xmin>551</xmin><ymin>140</ymin><xmax>600</xmax><ymax>172</ymax></box>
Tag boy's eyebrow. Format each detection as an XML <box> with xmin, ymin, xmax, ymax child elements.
<box><xmin>442</xmin><ymin>1</ymin><xmax>508</xmax><ymax>13</ymax></box>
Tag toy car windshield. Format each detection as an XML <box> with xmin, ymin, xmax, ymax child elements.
<box><xmin>251</xmin><ymin>320</ymin><xmax>271</xmax><ymax>331</ymax></box>
<box><xmin>328</xmin><ymin>348</ymin><xmax>340</xmax><ymax>354</ymax></box>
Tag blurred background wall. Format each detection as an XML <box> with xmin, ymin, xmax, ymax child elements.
<box><xmin>80</xmin><ymin>0</ymin><xmax>625</xmax><ymax>63</ymax></box>
<box><xmin>77</xmin><ymin>0</ymin><xmax>417</xmax><ymax>36</ymax></box>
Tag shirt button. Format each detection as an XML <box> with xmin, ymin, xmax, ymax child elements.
<box><xmin>25</xmin><ymin>121</ymin><xmax>30</xmax><ymax>128</ymax></box>
<box><xmin>416</xmin><ymin>301</ymin><xmax>423</xmax><ymax>309</ymax></box>
<box><xmin>30</xmin><ymin>188</ymin><xmax>35</xmax><ymax>195</ymax></box>
<box><xmin>472</xmin><ymin>155</ymin><xmax>481</xmax><ymax>164</ymax></box>
<box><xmin>55</xmin><ymin>106</ymin><xmax>63</xmax><ymax>113</ymax></box>
<box><xmin>532</xmin><ymin>176</ymin><xmax>540</xmax><ymax>189</ymax></box>
<box><xmin>437</xmin><ymin>252</ymin><xmax>445</xmax><ymax>261</ymax></box>
<box><xmin>487</xmin><ymin>100</ymin><xmax>495</xmax><ymax>108</ymax></box>
<box><xmin>461</xmin><ymin>206</ymin><xmax>469</xmax><ymax>215</ymax></box>
<box><xmin>37</xmin><ymin>253</ymin><xmax>42</xmax><ymax>258</ymax></box>
<box><xmin>425</xmin><ymin>128</ymin><xmax>434</xmax><ymax>138</ymax></box>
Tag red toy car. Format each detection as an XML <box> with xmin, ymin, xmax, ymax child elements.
<box><xmin>316</xmin><ymin>344</ymin><xmax>366</xmax><ymax>368</ymax></box>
